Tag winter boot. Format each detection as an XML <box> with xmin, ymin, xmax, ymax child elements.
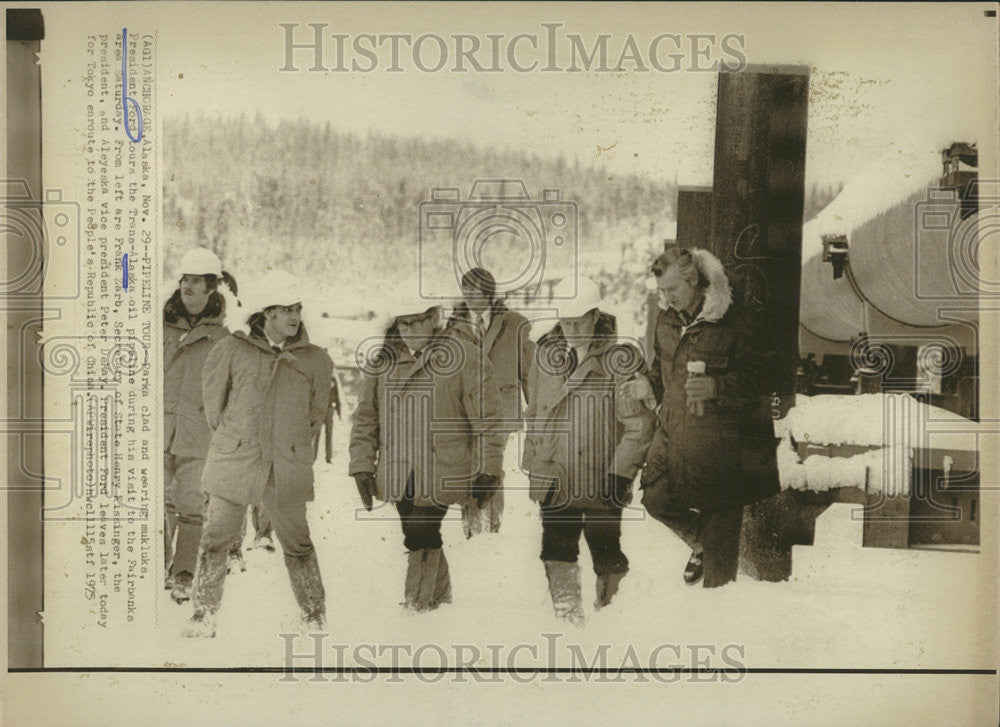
<box><xmin>461</xmin><ymin>503</ymin><xmax>483</xmax><ymax>540</ymax></box>
<box><xmin>180</xmin><ymin>609</ymin><xmax>217</xmax><ymax>638</ymax></box>
<box><xmin>286</xmin><ymin>551</ymin><xmax>326</xmax><ymax>630</ymax></box>
<box><xmin>543</xmin><ymin>561</ymin><xmax>586</xmax><ymax>628</ymax></box>
<box><xmin>433</xmin><ymin>550</ymin><xmax>452</xmax><ymax>606</ymax></box>
<box><xmin>170</xmin><ymin>571</ymin><xmax>194</xmax><ymax>604</ymax></box>
<box><xmin>403</xmin><ymin>549</ymin><xmax>450</xmax><ymax>612</ymax></box>
<box><xmin>170</xmin><ymin>522</ymin><xmax>201</xmax><ymax>580</ymax></box>
<box><xmin>251</xmin><ymin>533</ymin><xmax>276</xmax><ymax>553</ymax></box>
<box><xmin>404</xmin><ymin>550</ymin><xmax>424</xmax><ymax>610</ymax></box>
<box><xmin>683</xmin><ymin>550</ymin><xmax>704</xmax><ymax>586</ymax></box>
<box><xmin>227</xmin><ymin>546</ymin><xmax>247</xmax><ymax>574</ymax></box>
<box><xmin>190</xmin><ymin>549</ymin><xmax>228</xmax><ymax>618</ymax></box>
<box><xmin>594</xmin><ymin>570</ymin><xmax>628</xmax><ymax>610</ymax></box>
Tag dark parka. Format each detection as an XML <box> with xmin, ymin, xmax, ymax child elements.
<box><xmin>522</xmin><ymin>312</ymin><xmax>656</xmax><ymax>510</ymax></box>
<box><xmin>163</xmin><ymin>291</ymin><xmax>229</xmax><ymax>459</ymax></box>
<box><xmin>349</xmin><ymin>327</ymin><xmax>507</xmax><ymax>508</ymax></box>
<box><xmin>200</xmin><ymin>326</ymin><xmax>334</xmax><ymax>506</ymax></box>
<box><xmin>640</xmin><ymin>253</ymin><xmax>780</xmax><ymax>512</ymax></box>
<box><xmin>449</xmin><ymin>301</ymin><xmax>535</xmax><ymax>430</ymax></box>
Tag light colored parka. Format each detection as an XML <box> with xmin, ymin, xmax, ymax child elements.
<box><xmin>522</xmin><ymin>312</ymin><xmax>656</xmax><ymax>510</ymax></box>
<box><xmin>200</xmin><ymin>325</ymin><xmax>333</xmax><ymax>506</ymax></box>
<box><xmin>349</xmin><ymin>327</ymin><xmax>507</xmax><ymax>508</ymax></box>
<box><xmin>163</xmin><ymin>291</ymin><xmax>229</xmax><ymax>459</ymax></box>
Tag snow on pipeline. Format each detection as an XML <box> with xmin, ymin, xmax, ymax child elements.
<box><xmin>774</xmin><ymin>393</ymin><xmax>973</xmax><ymax>495</ymax></box>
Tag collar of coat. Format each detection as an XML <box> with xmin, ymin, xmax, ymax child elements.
<box><xmin>233</xmin><ymin>326</ymin><xmax>315</xmax><ymax>358</ymax></box>
<box><xmin>377</xmin><ymin>329</ymin><xmax>461</xmax><ymax>382</ymax></box>
<box><xmin>446</xmin><ymin>301</ymin><xmax>512</xmax><ymax>352</ymax></box>
<box><xmin>537</xmin><ymin>310</ymin><xmax>619</xmax><ymax>367</ymax></box>
<box><xmin>658</xmin><ymin>248</ymin><xmax>733</xmax><ymax>331</ymax></box>
<box><xmin>163</xmin><ymin>290</ymin><xmax>227</xmax><ymax>344</ymax></box>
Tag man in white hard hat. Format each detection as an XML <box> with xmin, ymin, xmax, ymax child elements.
<box><xmin>182</xmin><ymin>270</ymin><xmax>333</xmax><ymax>637</ymax></box>
<box><xmin>349</xmin><ymin>296</ymin><xmax>506</xmax><ymax>612</ymax></box>
<box><xmin>163</xmin><ymin>247</ymin><xmax>237</xmax><ymax>603</ymax></box>
<box><xmin>522</xmin><ymin>277</ymin><xmax>655</xmax><ymax>625</ymax></box>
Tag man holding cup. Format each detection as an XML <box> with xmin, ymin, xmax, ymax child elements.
<box><xmin>640</xmin><ymin>247</ymin><xmax>780</xmax><ymax>588</ymax></box>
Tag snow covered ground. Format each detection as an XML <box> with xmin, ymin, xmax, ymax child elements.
<box><xmin>130</xmin><ymin>426</ymin><xmax>996</xmax><ymax>672</ymax></box>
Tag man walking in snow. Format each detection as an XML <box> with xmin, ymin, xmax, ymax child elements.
<box><xmin>522</xmin><ymin>278</ymin><xmax>655</xmax><ymax>625</ymax></box>
<box><xmin>349</xmin><ymin>299</ymin><xmax>507</xmax><ymax>612</ymax></box>
<box><xmin>640</xmin><ymin>246</ymin><xmax>780</xmax><ymax>588</ymax></box>
<box><xmin>182</xmin><ymin>270</ymin><xmax>333</xmax><ymax>637</ymax></box>
<box><xmin>163</xmin><ymin>247</ymin><xmax>237</xmax><ymax>604</ymax></box>
<box><xmin>449</xmin><ymin>267</ymin><xmax>534</xmax><ymax>537</ymax></box>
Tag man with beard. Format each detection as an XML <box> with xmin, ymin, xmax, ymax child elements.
<box><xmin>449</xmin><ymin>268</ymin><xmax>534</xmax><ymax>537</ymax></box>
<box><xmin>163</xmin><ymin>247</ymin><xmax>236</xmax><ymax>603</ymax></box>
<box><xmin>182</xmin><ymin>270</ymin><xmax>333</xmax><ymax>637</ymax></box>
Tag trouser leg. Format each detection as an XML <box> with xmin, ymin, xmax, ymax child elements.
<box><xmin>700</xmin><ymin>507</ymin><xmax>743</xmax><ymax>588</ymax></box>
<box><xmin>192</xmin><ymin>494</ymin><xmax>246</xmax><ymax>615</ymax></box>
<box><xmin>170</xmin><ymin>457</ymin><xmax>207</xmax><ymax>578</ymax></box>
<box><xmin>164</xmin><ymin>453</ymin><xmax>178</xmax><ymax>574</ymax></box>
<box><xmin>582</xmin><ymin>509</ymin><xmax>629</xmax><ymax>576</ymax></box>
<box><xmin>324</xmin><ymin>409</ymin><xmax>334</xmax><ymax>463</ymax></box>
<box><xmin>397</xmin><ymin>477</ymin><xmax>450</xmax><ymax>610</ymax></box>
<box><xmin>645</xmin><ymin>502</ymin><xmax>702</xmax><ymax>552</ymax></box>
<box><xmin>583</xmin><ymin>509</ymin><xmax>629</xmax><ymax>609</ymax></box>
<box><xmin>261</xmin><ymin>474</ymin><xmax>325</xmax><ymax>620</ymax></box>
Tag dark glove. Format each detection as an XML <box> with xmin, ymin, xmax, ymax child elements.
<box><xmin>471</xmin><ymin>472</ymin><xmax>501</xmax><ymax>508</ymax></box>
<box><xmin>352</xmin><ymin>472</ymin><xmax>376</xmax><ymax>511</ymax></box>
<box><xmin>603</xmin><ymin>473</ymin><xmax>633</xmax><ymax>507</ymax></box>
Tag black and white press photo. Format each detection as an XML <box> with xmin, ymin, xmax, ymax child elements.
<box><xmin>3</xmin><ymin>2</ymin><xmax>999</xmax><ymax>725</ymax></box>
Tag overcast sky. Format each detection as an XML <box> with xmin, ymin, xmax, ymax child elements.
<box><xmin>44</xmin><ymin>2</ymin><xmax>1000</xmax><ymax>189</ymax></box>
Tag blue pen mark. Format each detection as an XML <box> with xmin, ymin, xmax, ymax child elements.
<box><xmin>122</xmin><ymin>254</ymin><xmax>129</xmax><ymax>290</ymax></box>
<box><xmin>121</xmin><ymin>28</ymin><xmax>143</xmax><ymax>143</ymax></box>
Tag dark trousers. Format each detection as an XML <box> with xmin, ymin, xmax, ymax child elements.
<box><xmin>647</xmin><ymin>502</ymin><xmax>743</xmax><ymax>588</ymax></box>
<box><xmin>539</xmin><ymin>504</ymin><xmax>629</xmax><ymax>576</ymax></box>
<box><xmin>396</xmin><ymin>477</ymin><xmax>448</xmax><ymax>552</ymax></box>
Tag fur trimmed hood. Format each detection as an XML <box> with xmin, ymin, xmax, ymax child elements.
<box><xmin>660</xmin><ymin>247</ymin><xmax>733</xmax><ymax>324</ymax></box>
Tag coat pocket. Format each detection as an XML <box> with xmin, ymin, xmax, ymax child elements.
<box><xmin>292</xmin><ymin>440</ymin><xmax>315</xmax><ymax>463</ymax></box>
<box><xmin>211</xmin><ymin>430</ymin><xmax>241</xmax><ymax>454</ymax></box>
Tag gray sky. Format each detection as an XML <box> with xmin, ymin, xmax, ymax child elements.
<box><xmin>46</xmin><ymin>2</ymin><xmax>999</xmax><ymax>188</ymax></box>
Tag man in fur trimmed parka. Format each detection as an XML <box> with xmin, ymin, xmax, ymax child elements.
<box><xmin>163</xmin><ymin>247</ymin><xmax>236</xmax><ymax>604</ymax></box>
<box><xmin>640</xmin><ymin>247</ymin><xmax>780</xmax><ymax>588</ymax></box>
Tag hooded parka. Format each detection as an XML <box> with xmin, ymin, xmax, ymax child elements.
<box><xmin>349</xmin><ymin>327</ymin><xmax>507</xmax><ymax>508</ymax></box>
<box><xmin>164</xmin><ymin>291</ymin><xmax>229</xmax><ymax>459</ymax></box>
<box><xmin>640</xmin><ymin>250</ymin><xmax>781</xmax><ymax>512</ymax></box>
<box><xmin>522</xmin><ymin>312</ymin><xmax>656</xmax><ymax>510</ymax></box>
<box><xmin>200</xmin><ymin>326</ymin><xmax>334</xmax><ymax>506</ymax></box>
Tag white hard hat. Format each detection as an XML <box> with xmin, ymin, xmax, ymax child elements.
<box><xmin>246</xmin><ymin>269</ymin><xmax>303</xmax><ymax>312</ymax></box>
<box><xmin>179</xmin><ymin>247</ymin><xmax>223</xmax><ymax>278</ymax></box>
<box><xmin>368</xmin><ymin>293</ymin><xmax>444</xmax><ymax>335</ymax></box>
<box><xmin>552</xmin><ymin>277</ymin><xmax>603</xmax><ymax>320</ymax></box>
